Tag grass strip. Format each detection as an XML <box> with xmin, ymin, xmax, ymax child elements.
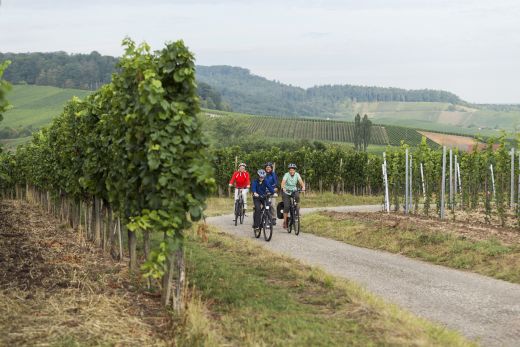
<box><xmin>302</xmin><ymin>212</ymin><xmax>520</xmax><ymax>284</ymax></box>
<box><xmin>180</xmin><ymin>225</ymin><xmax>475</xmax><ymax>346</ymax></box>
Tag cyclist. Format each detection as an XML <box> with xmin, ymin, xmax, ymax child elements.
<box><xmin>281</xmin><ymin>163</ymin><xmax>305</xmax><ymax>229</ymax></box>
<box><xmin>264</xmin><ymin>162</ymin><xmax>279</xmax><ymax>224</ymax></box>
<box><xmin>229</xmin><ymin>163</ymin><xmax>250</xmax><ymax>214</ymax></box>
<box><xmin>251</xmin><ymin>169</ymin><xmax>274</xmax><ymax>232</ymax></box>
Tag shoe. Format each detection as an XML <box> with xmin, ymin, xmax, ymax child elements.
<box><xmin>272</xmin><ymin>220</ymin><xmax>277</xmax><ymax>226</ymax></box>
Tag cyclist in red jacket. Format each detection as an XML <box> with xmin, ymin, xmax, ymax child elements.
<box><xmin>229</xmin><ymin>163</ymin><xmax>251</xmax><ymax>213</ymax></box>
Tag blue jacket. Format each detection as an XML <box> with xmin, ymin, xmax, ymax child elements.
<box><xmin>265</xmin><ymin>171</ymin><xmax>278</xmax><ymax>190</ymax></box>
<box><xmin>252</xmin><ymin>178</ymin><xmax>274</xmax><ymax>197</ymax></box>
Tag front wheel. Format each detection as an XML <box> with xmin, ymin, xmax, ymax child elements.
<box><xmin>239</xmin><ymin>200</ymin><xmax>245</xmax><ymax>224</ymax></box>
<box><xmin>288</xmin><ymin>207</ymin><xmax>293</xmax><ymax>234</ymax></box>
<box><xmin>294</xmin><ymin>207</ymin><xmax>300</xmax><ymax>236</ymax></box>
<box><xmin>263</xmin><ymin>214</ymin><xmax>273</xmax><ymax>241</ymax></box>
<box><xmin>234</xmin><ymin>201</ymin><xmax>239</xmax><ymax>226</ymax></box>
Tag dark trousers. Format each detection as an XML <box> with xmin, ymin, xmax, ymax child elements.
<box><xmin>253</xmin><ymin>196</ymin><xmax>267</xmax><ymax>228</ymax></box>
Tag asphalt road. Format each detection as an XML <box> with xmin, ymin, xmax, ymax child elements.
<box><xmin>208</xmin><ymin>205</ymin><xmax>520</xmax><ymax>347</ymax></box>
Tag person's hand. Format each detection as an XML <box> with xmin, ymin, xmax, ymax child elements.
<box><xmin>274</xmin><ymin>188</ymin><xmax>279</xmax><ymax>193</ymax></box>
<box><xmin>246</xmin><ymin>185</ymin><xmax>250</xmax><ymax>189</ymax></box>
<box><xmin>228</xmin><ymin>184</ymin><xmax>233</xmax><ymax>187</ymax></box>
<box><xmin>254</xmin><ymin>192</ymin><xmax>259</xmax><ymax>197</ymax></box>
<box><xmin>273</xmin><ymin>193</ymin><xmax>278</xmax><ymax>197</ymax></box>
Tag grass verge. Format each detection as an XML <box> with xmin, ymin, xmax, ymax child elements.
<box><xmin>205</xmin><ymin>192</ymin><xmax>382</xmax><ymax>217</ymax></box>
<box><xmin>302</xmin><ymin>211</ymin><xmax>520</xmax><ymax>284</ymax></box>
<box><xmin>179</xmin><ymin>225</ymin><xmax>475</xmax><ymax>346</ymax></box>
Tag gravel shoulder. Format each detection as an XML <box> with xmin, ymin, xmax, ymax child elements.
<box><xmin>207</xmin><ymin>205</ymin><xmax>520</xmax><ymax>347</ymax></box>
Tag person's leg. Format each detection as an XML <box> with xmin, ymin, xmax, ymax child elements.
<box><xmin>253</xmin><ymin>197</ymin><xmax>262</xmax><ymax>228</ymax></box>
<box><xmin>242</xmin><ymin>188</ymin><xmax>249</xmax><ymax>211</ymax></box>
<box><xmin>270</xmin><ymin>195</ymin><xmax>277</xmax><ymax>224</ymax></box>
<box><xmin>282</xmin><ymin>192</ymin><xmax>290</xmax><ymax>228</ymax></box>
<box><xmin>233</xmin><ymin>189</ymin><xmax>239</xmax><ymax>215</ymax></box>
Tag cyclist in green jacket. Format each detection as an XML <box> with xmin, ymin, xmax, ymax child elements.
<box><xmin>281</xmin><ymin>163</ymin><xmax>305</xmax><ymax>229</ymax></box>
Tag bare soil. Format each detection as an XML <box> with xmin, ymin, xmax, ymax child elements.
<box><xmin>0</xmin><ymin>200</ymin><xmax>172</xmax><ymax>346</ymax></box>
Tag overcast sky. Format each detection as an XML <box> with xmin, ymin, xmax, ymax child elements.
<box><xmin>1</xmin><ymin>0</ymin><xmax>519</xmax><ymax>103</ymax></box>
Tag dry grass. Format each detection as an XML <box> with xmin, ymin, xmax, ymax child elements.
<box><xmin>0</xmin><ymin>200</ymin><xmax>172</xmax><ymax>346</ymax></box>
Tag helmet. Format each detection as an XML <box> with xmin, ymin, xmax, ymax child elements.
<box><xmin>257</xmin><ymin>169</ymin><xmax>266</xmax><ymax>178</ymax></box>
<box><xmin>288</xmin><ymin>163</ymin><xmax>297</xmax><ymax>169</ymax></box>
<box><xmin>264</xmin><ymin>162</ymin><xmax>274</xmax><ymax>169</ymax></box>
<box><xmin>238</xmin><ymin>163</ymin><xmax>246</xmax><ymax>168</ymax></box>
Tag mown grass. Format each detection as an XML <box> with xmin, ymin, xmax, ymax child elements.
<box><xmin>3</xmin><ymin>85</ymin><xmax>91</xmax><ymax>128</ymax></box>
<box><xmin>302</xmin><ymin>212</ymin><xmax>520</xmax><ymax>284</ymax></box>
<box><xmin>205</xmin><ymin>192</ymin><xmax>382</xmax><ymax>217</ymax></box>
<box><xmin>179</xmin><ymin>226</ymin><xmax>475</xmax><ymax>346</ymax></box>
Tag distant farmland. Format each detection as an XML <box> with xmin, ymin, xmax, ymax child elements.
<box><xmin>207</xmin><ymin>111</ymin><xmax>439</xmax><ymax>147</ymax></box>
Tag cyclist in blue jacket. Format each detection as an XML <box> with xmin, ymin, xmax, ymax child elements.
<box><xmin>264</xmin><ymin>162</ymin><xmax>279</xmax><ymax>224</ymax></box>
<box><xmin>251</xmin><ymin>169</ymin><xmax>274</xmax><ymax>232</ymax></box>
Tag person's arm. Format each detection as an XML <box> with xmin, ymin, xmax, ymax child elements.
<box><xmin>229</xmin><ymin>172</ymin><xmax>236</xmax><ymax>186</ymax></box>
<box><xmin>298</xmin><ymin>174</ymin><xmax>305</xmax><ymax>191</ymax></box>
<box><xmin>246</xmin><ymin>172</ymin><xmax>251</xmax><ymax>188</ymax></box>
<box><xmin>281</xmin><ymin>177</ymin><xmax>287</xmax><ymax>192</ymax></box>
<box><xmin>273</xmin><ymin>172</ymin><xmax>279</xmax><ymax>188</ymax></box>
<box><xmin>251</xmin><ymin>180</ymin><xmax>258</xmax><ymax>196</ymax></box>
<box><xmin>267</xmin><ymin>182</ymin><xmax>274</xmax><ymax>194</ymax></box>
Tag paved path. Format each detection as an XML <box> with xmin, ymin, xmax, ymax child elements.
<box><xmin>208</xmin><ymin>205</ymin><xmax>520</xmax><ymax>347</ymax></box>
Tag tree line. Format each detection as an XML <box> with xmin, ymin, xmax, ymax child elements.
<box><xmin>0</xmin><ymin>52</ymin><xmax>227</xmax><ymax>110</ymax></box>
<box><xmin>0</xmin><ymin>52</ymin><xmax>465</xmax><ymax>119</ymax></box>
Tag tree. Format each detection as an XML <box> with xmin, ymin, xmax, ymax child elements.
<box><xmin>362</xmin><ymin>114</ymin><xmax>372</xmax><ymax>151</ymax></box>
<box><xmin>354</xmin><ymin>113</ymin><xmax>361</xmax><ymax>151</ymax></box>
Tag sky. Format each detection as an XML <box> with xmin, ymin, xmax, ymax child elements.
<box><xmin>0</xmin><ymin>0</ymin><xmax>519</xmax><ymax>103</ymax></box>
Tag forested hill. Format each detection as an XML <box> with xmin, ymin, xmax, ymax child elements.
<box><xmin>1</xmin><ymin>51</ymin><xmax>463</xmax><ymax>117</ymax></box>
<box><xmin>196</xmin><ymin>65</ymin><xmax>464</xmax><ymax>117</ymax></box>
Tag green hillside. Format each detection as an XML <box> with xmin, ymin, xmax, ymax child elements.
<box><xmin>2</xmin><ymin>84</ymin><xmax>91</xmax><ymax>129</ymax></box>
<box><xmin>204</xmin><ymin>110</ymin><xmax>439</xmax><ymax>147</ymax></box>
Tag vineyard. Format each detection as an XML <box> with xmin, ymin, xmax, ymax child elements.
<box><xmin>206</xmin><ymin>110</ymin><xmax>440</xmax><ymax>147</ymax></box>
<box><xmin>0</xmin><ymin>39</ymin><xmax>214</xmax><ymax>308</ymax></box>
<box><xmin>211</xmin><ymin>135</ymin><xmax>520</xmax><ymax>229</ymax></box>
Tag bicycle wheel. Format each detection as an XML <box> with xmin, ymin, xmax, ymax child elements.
<box><xmin>288</xmin><ymin>206</ymin><xmax>293</xmax><ymax>234</ymax></box>
<box><xmin>239</xmin><ymin>199</ymin><xmax>245</xmax><ymax>224</ymax></box>
<box><xmin>263</xmin><ymin>213</ymin><xmax>273</xmax><ymax>241</ymax></box>
<box><xmin>234</xmin><ymin>200</ymin><xmax>239</xmax><ymax>226</ymax></box>
<box><xmin>294</xmin><ymin>206</ymin><xmax>300</xmax><ymax>236</ymax></box>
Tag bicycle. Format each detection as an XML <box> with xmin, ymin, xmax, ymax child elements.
<box><xmin>233</xmin><ymin>188</ymin><xmax>245</xmax><ymax>226</ymax></box>
<box><xmin>285</xmin><ymin>189</ymin><xmax>302</xmax><ymax>235</ymax></box>
<box><xmin>254</xmin><ymin>194</ymin><xmax>273</xmax><ymax>241</ymax></box>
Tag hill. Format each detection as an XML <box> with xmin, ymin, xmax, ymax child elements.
<box><xmin>1</xmin><ymin>85</ymin><xmax>91</xmax><ymax>132</ymax></box>
<box><xmin>196</xmin><ymin>65</ymin><xmax>463</xmax><ymax>117</ymax></box>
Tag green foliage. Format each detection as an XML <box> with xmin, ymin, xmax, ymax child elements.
<box><xmin>7</xmin><ymin>39</ymin><xmax>215</xmax><ymax>279</ymax></box>
<box><xmin>0</xmin><ymin>60</ymin><xmax>12</xmax><ymax>122</ymax></box>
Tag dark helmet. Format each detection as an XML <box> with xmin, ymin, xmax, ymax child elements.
<box><xmin>257</xmin><ymin>169</ymin><xmax>266</xmax><ymax>178</ymax></box>
<box><xmin>264</xmin><ymin>162</ymin><xmax>274</xmax><ymax>169</ymax></box>
<box><xmin>288</xmin><ymin>163</ymin><xmax>297</xmax><ymax>169</ymax></box>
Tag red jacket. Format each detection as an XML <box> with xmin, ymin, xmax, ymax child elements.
<box><xmin>229</xmin><ymin>171</ymin><xmax>250</xmax><ymax>188</ymax></box>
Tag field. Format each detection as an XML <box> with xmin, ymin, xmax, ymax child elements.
<box><xmin>351</xmin><ymin>101</ymin><xmax>517</xmax><ymax>137</ymax></box>
<box><xmin>2</xmin><ymin>84</ymin><xmax>91</xmax><ymax>128</ymax></box>
<box><xmin>206</xmin><ymin>110</ymin><xmax>440</xmax><ymax>147</ymax></box>
<box><xmin>418</xmin><ymin>131</ymin><xmax>480</xmax><ymax>151</ymax></box>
